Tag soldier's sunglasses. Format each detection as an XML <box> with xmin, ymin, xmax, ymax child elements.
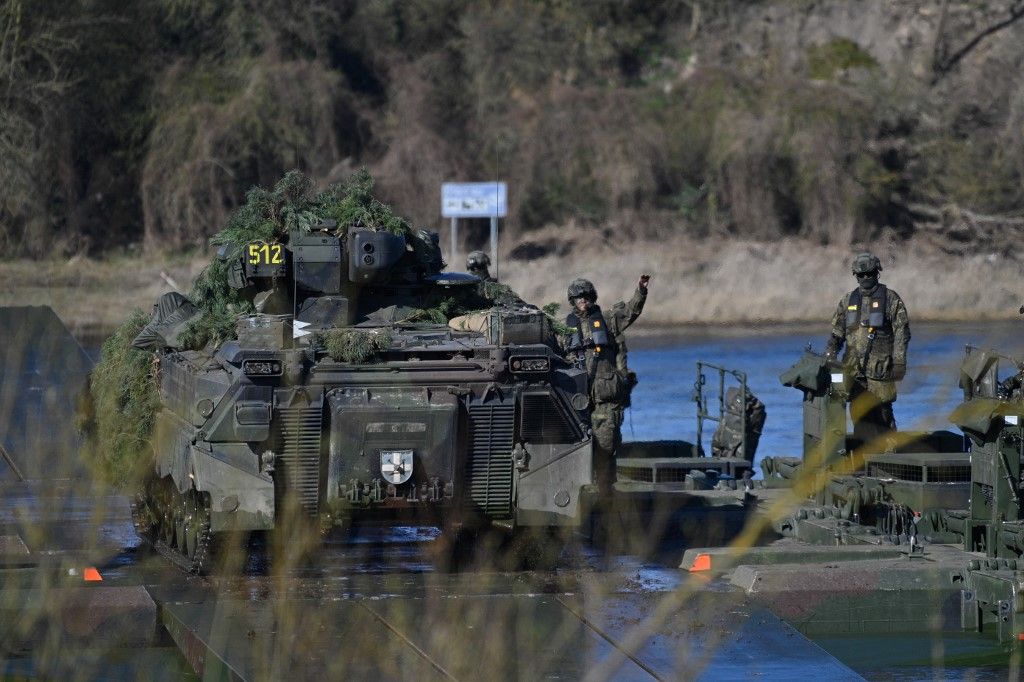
<box><xmin>855</xmin><ymin>271</ymin><xmax>878</xmax><ymax>279</ymax></box>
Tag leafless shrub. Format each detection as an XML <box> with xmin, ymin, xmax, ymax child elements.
<box><xmin>998</xmin><ymin>77</ymin><xmax>1024</xmax><ymax>200</ymax></box>
<box><xmin>5</xmin><ymin>0</ymin><xmax>1024</xmax><ymax>257</ymax></box>
<box><xmin>703</xmin><ymin>75</ymin><xmax>881</xmax><ymax>244</ymax></box>
<box><xmin>504</xmin><ymin>85</ymin><xmax>657</xmax><ymax>227</ymax></box>
<box><xmin>140</xmin><ymin>57</ymin><xmax>345</xmax><ymax>250</ymax></box>
<box><xmin>0</xmin><ymin>0</ymin><xmax>83</xmax><ymax>256</ymax></box>
<box><xmin>709</xmin><ymin>106</ymin><xmax>791</xmax><ymax>239</ymax></box>
<box><xmin>369</xmin><ymin>58</ymin><xmax>469</xmax><ymax>229</ymax></box>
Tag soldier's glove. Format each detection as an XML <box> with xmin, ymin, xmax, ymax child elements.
<box><xmin>892</xmin><ymin>361</ymin><xmax>906</xmax><ymax>381</ymax></box>
<box><xmin>824</xmin><ymin>334</ymin><xmax>842</xmax><ymax>361</ymax></box>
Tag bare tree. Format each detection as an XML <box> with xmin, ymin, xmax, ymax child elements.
<box><xmin>931</xmin><ymin>0</ymin><xmax>1024</xmax><ymax>83</ymax></box>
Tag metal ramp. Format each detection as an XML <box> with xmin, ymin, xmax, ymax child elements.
<box><xmin>0</xmin><ymin>306</ymin><xmax>93</xmax><ymax>480</ymax></box>
<box><xmin>157</xmin><ymin>584</ymin><xmax>862</xmax><ymax>681</ymax></box>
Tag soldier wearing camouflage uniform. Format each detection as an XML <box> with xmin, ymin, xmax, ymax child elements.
<box><xmin>466</xmin><ymin>251</ymin><xmax>494</xmax><ymax>281</ymax></box>
<box><xmin>565</xmin><ymin>275</ymin><xmax>649</xmax><ymax>493</ymax></box>
<box><xmin>825</xmin><ymin>252</ymin><xmax>910</xmax><ymax>443</ymax></box>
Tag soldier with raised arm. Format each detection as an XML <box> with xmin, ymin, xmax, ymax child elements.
<box><xmin>825</xmin><ymin>252</ymin><xmax>910</xmax><ymax>444</ymax></box>
<box><xmin>564</xmin><ymin>274</ymin><xmax>649</xmax><ymax>494</ymax></box>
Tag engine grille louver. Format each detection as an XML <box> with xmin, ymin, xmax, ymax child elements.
<box><xmin>467</xmin><ymin>402</ymin><xmax>515</xmax><ymax>519</ymax></box>
<box><xmin>275</xmin><ymin>405</ymin><xmax>323</xmax><ymax>516</ymax></box>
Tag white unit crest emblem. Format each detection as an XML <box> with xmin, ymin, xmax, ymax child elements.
<box><xmin>380</xmin><ymin>450</ymin><xmax>414</xmax><ymax>485</ymax></box>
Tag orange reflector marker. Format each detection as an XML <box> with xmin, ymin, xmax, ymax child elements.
<box><xmin>689</xmin><ymin>553</ymin><xmax>712</xmax><ymax>572</ymax></box>
<box><xmin>83</xmin><ymin>567</ymin><xmax>103</xmax><ymax>582</ymax></box>
<box><xmin>1018</xmin><ymin>633</ymin><xmax>1024</xmax><ymax>641</ymax></box>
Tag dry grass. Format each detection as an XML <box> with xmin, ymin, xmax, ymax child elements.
<box><xmin>500</xmin><ymin>226</ymin><xmax>1024</xmax><ymax>326</ymax></box>
<box><xmin>2</xmin><ymin>235</ymin><xmax>1022</xmax><ymax>334</ymax></box>
<box><xmin>0</xmin><ymin>251</ymin><xmax>209</xmax><ymax>335</ymax></box>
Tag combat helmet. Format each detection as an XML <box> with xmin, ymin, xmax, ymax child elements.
<box><xmin>851</xmin><ymin>252</ymin><xmax>882</xmax><ymax>275</ymax></box>
<box><xmin>567</xmin><ymin>278</ymin><xmax>598</xmax><ymax>304</ymax></box>
<box><xmin>466</xmin><ymin>250</ymin><xmax>491</xmax><ymax>269</ymax></box>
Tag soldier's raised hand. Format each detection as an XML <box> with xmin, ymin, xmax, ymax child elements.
<box><xmin>638</xmin><ymin>274</ymin><xmax>650</xmax><ymax>291</ymax></box>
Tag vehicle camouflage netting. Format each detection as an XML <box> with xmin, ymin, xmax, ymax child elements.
<box><xmin>397</xmin><ymin>281</ymin><xmax>551</xmax><ymax>326</ymax></box>
<box><xmin>181</xmin><ymin>168</ymin><xmax>421</xmax><ymax>349</ymax></box>
<box><xmin>78</xmin><ymin>309</ymin><xmax>160</xmax><ymax>488</ymax></box>
<box><xmin>406</xmin><ymin>296</ymin><xmax>463</xmax><ymax>324</ymax></box>
<box><xmin>322</xmin><ymin>328</ymin><xmax>393</xmax><ymax>363</ymax></box>
<box><xmin>542</xmin><ymin>302</ymin><xmax>574</xmax><ymax>336</ymax></box>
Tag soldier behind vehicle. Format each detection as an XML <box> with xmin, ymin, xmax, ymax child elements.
<box><xmin>995</xmin><ymin>304</ymin><xmax>1024</xmax><ymax>399</ymax></box>
<box><xmin>563</xmin><ymin>274</ymin><xmax>649</xmax><ymax>494</ymax></box>
<box><xmin>466</xmin><ymin>251</ymin><xmax>494</xmax><ymax>281</ymax></box>
<box><xmin>825</xmin><ymin>252</ymin><xmax>910</xmax><ymax>445</ymax></box>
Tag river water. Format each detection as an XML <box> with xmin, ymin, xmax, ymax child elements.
<box><xmin>626</xmin><ymin>321</ymin><xmax>1023</xmax><ymax>471</ymax></box>
<box><xmin>81</xmin><ymin>320</ymin><xmax>1022</xmax><ymax>469</ymax></box>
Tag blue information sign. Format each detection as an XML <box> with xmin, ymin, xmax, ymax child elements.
<box><xmin>441</xmin><ymin>182</ymin><xmax>507</xmax><ymax>218</ymax></box>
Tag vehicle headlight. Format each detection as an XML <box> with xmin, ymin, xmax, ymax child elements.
<box><xmin>242</xmin><ymin>359</ymin><xmax>283</xmax><ymax>376</ymax></box>
<box><xmin>509</xmin><ymin>356</ymin><xmax>550</xmax><ymax>373</ymax></box>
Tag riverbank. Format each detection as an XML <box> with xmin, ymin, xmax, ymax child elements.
<box><xmin>1</xmin><ymin>236</ymin><xmax>1021</xmax><ymax>336</ymax></box>
<box><xmin>0</xmin><ymin>252</ymin><xmax>208</xmax><ymax>338</ymax></box>
<box><xmin>502</xmin><ymin>230</ymin><xmax>1024</xmax><ymax>327</ymax></box>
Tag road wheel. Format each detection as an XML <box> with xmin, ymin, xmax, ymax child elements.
<box><xmin>172</xmin><ymin>488</ymin><xmax>186</xmax><ymax>552</ymax></box>
<box><xmin>183</xmin><ymin>491</ymin><xmax>200</xmax><ymax>559</ymax></box>
<box><xmin>158</xmin><ymin>480</ymin><xmax>175</xmax><ymax>546</ymax></box>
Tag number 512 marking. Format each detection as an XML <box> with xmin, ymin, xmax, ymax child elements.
<box><xmin>248</xmin><ymin>242</ymin><xmax>284</xmax><ymax>265</ymax></box>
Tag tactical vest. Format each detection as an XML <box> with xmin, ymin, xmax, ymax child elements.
<box><xmin>567</xmin><ymin>308</ymin><xmax>629</xmax><ymax>403</ymax></box>
<box><xmin>844</xmin><ymin>285</ymin><xmax>889</xmax><ymax>332</ymax></box>
<box><xmin>843</xmin><ymin>284</ymin><xmax>896</xmax><ymax>384</ymax></box>
<box><xmin>566</xmin><ymin>308</ymin><xmax>617</xmax><ymax>363</ymax></box>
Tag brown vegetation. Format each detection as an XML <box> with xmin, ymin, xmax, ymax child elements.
<box><xmin>4</xmin><ymin>233</ymin><xmax>1022</xmax><ymax>333</ymax></box>
<box><xmin>3</xmin><ymin>1</ymin><xmax>1024</xmax><ymax>260</ymax></box>
<box><xmin>0</xmin><ymin>253</ymin><xmax>206</xmax><ymax>335</ymax></box>
<box><xmin>503</xmin><ymin>226</ymin><xmax>1024</xmax><ymax>326</ymax></box>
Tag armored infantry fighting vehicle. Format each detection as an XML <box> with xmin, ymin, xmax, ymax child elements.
<box><xmin>130</xmin><ymin>222</ymin><xmax>593</xmax><ymax>573</ymax></box>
